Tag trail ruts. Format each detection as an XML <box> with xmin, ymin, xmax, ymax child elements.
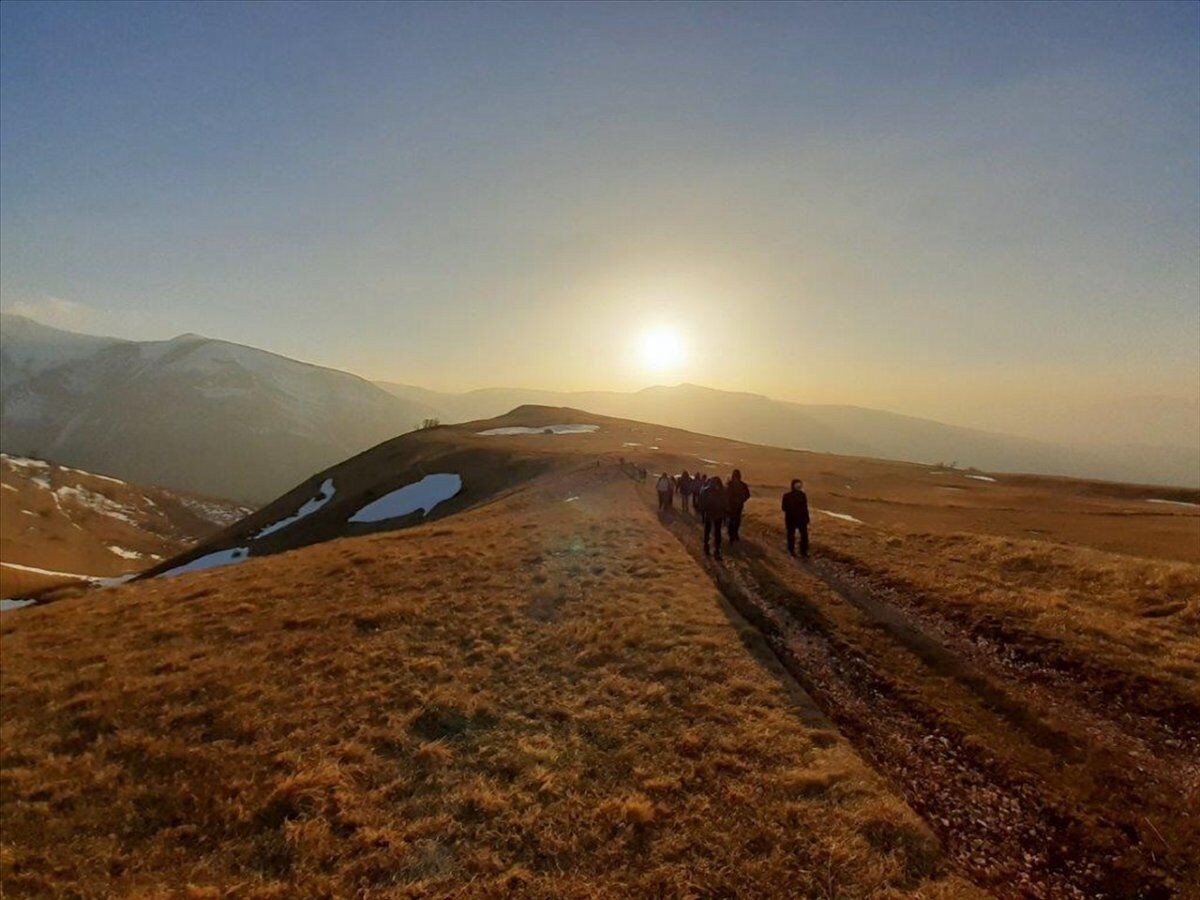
<box><xmin>645</xmin><ymin>491</ymin><xmax>1184</xmax><ymax>899</ymax></box>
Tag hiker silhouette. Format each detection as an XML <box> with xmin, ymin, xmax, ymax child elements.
<box><xmin>781</xmin><ymin>479</ymin><xmax>810</xmax><ymax>558</ymax></box>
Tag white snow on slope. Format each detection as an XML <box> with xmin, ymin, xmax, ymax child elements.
<box><xmin>0</xmin><ymin>561</ymin><xmax>131</xmax><ymax>588</ymax></box>
<box><xmin>1146</xmin><ymin>498</ymin><xmax>1200</xmax><ymax>509</ymax></box>
<box><xmin>54</xmin><ymin>485</ymin><xmax>138</xmax><ymax>525</ymax></box>
<box><xmin>1</xmin><ymin>455</ymin><xmax>50</xmax><ymax>470</ymax></box>
<box><xmin>478</xmin><ymin>424</ymin><xmax>598</xmax><ymax>436</ymax></box>
<box><xmin>818</xmin><ymin>509</ymin><xmax>863</xmax><ymax>524</ymax></box>
<box><xmin>65</xmin><ymin>466</ymin><xmax>125</xmax><ymax>485</ymax></box>
<box><xmin>1</xmin><ymin>561</ymin><xmax>92</xmax><ymax>580</ymax></box>
<box><xmin>349</xmin><ymin>474</ymin><xmax>462</xmax><ymax>523</ymax></box>
<box><xmin>108</xmin><ymin>546</ymin><xmax>144</xmax><ymax>559</ymax></box>
<box><xmin>1</xmin><ymin>599</ymin><xmax>37</xmax><ymax>612</ymax></box>
<box><xmin>1</xmin><ymin>483</ymin><xmax>17</xmax><ymax>493</ymax></box>
<box><xmin>698</xmin><ymin>457</ymin><xmax>730</xmax><ymax>466</ymax></box>
<box><xmin>965</xmin><ymin>474</ymin><xmax>997</xmax><ymax>483</ymax></box>
<box><xmin>161</xmin><ymin>546</ymin><xmax>250</xmax><ymax>578</ymax></box>
<box><xmin>256</xmin><ymin>478</ymin><xmax>335</xmax><ymax>538</ymax></box>
<box><xmin>177</xmin><ymin>496</ymin><xmax>251</xmax><ymax>527</ymax></box>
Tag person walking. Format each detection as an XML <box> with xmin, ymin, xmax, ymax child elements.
<box><xmin>699</xmin><ymin>476</ymin><xmax>729</xmax><ymax>559</ymax></box>
<box><xmin>726</xmin><ymin>469</ymin><xmax>751</xmax><ymax>541</ymax></box>
<box><xmin>656</xmin><ymin>472</ymin><xmax>674</xmax><ymax>511</ymax></box>
<box><xmin>693</xmin><ymin>474</ymin><xmax>706</xmax><ymax>512</ymax></box>
<box><xmin>781</xmin><ymin>478</ymin><xmax>810</xmax><ymax>557</ymax></box>
<box><xmin>678</xmin><ymin>470</ymin><xmax>693</xmax><ymax>513</ymax></box>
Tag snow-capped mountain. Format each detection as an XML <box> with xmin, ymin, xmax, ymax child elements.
<box><xmin>0</xmin><ymin>315</ymin><xmax>434</xmax><ymax>502</ymax></box>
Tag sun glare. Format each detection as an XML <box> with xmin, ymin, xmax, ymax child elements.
<box><xmin>639</xmin><ymin>327</ymin><xmax>684</xmax><ymax>371</ymax></box>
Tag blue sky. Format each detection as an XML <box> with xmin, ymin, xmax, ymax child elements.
<box><xmin>2</xmin><ymin>1</ymin><xmax>1197</xmax><ymax>437</ymax></box>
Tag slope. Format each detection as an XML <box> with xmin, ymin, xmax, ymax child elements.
<box><xmin>376</xmin><ymin>382</ymin><xmax>1200</xmax><ymax>487</ymax></box>
<box><xmin>0</xmin><ymin>454</ymin><xmax>248</xmax><ymax>599</ymax></box>
<box><xmin>0</xmin><ymin>463</ymin><xmax>975</xmax><ymax>897</ymax></box>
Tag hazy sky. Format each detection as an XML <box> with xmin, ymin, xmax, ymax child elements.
<box><xmin>2</xmin><ymin>1</ymin><xmax>1197</xmax><ymax>438</ymax></box>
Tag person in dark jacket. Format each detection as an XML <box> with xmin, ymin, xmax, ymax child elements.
<box><xmin>699</xmin><ymin>476</ymin><xmax>728</xmax><ymax>559</ymax></box>
<box><xmin>678</xmin><ymin>471</ymin><xmax>693</xmax><ymax>513</ymax></box>
<box><xmin>693</xmin><ymin>474</ymin><xmax>706</xmax><ymax>512</ymax></box>
<box><xmin>725</xmin><ymin>469</ymin><xmax>751</xmax><ymax>541</ymax></box>
<box><xmin>781</xmin><ymin>479</ymin><xmax>810</xmax><ymax>557</ymax></box>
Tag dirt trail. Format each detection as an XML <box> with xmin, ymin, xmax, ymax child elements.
<box><xmin>638</xmin><ymin>484</ymin><xmax>1192</xmax><ymax>899</ymax></box>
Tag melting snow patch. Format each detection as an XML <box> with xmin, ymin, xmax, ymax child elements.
<box><xmin>349</xmin><ymin>474</ymin><xmax>462</xmax><ymax>523</ymax></box>
<box><xmin>565</xmin><ymin>496</ymin><xmax>580</xmax><ymax>503</ymax></box>
<box><xmin>161</xmin><ymin>547</ymin><xmax>250</xmax><ymax>577</ymax></box>
<box><xmin>1</xmin><ymin>455</ymin><xmax>50</xmax><ymax>470</ymax></box>
<box><xmin>622</xmin><ymin>442</ymin><xmax>642</xmax><ymax>447</ymax></box>
<box><xmin>1</xmin><ymin>561</ymin><xmax>93</xmax><ymax>580</ymax></box>
<box><xmin>256</xmin><ymin>477</ymin><xmax>335</xmax><ymax>538</ymax></box>
<box><xmin>819</xmin><ymin>509</ymin><xmax>862</xmax><ymax>524</ymax></box>
<box><xmin>1</xmin><ymin>483</ymin><xmax>17</xmax><ymax>492</ymax></box>
<box><xmin>1</xmin><ymin>599</ymin><xmax>36</xmax><ymax>612</ymax></box>
<box><xmin>1146</xmin><ymin>498</ymin><xmax>1200</xmax><ymax>509</ymax></box>
<box><xmin>54</xmin><ymin>485</ymin><xmax>138</xmax><ymax>525</ymax></box>
<box><xmin>31</xmin><ymin>476</ymin><xmax>51</xmax><ymax>490</ymax></box>
<box><xmin>698</xmin><ymin>457</ymin><xmax>729</xmax><ymax>466</ymax></box>
<box><xmin>64</xmin><ymin>466</ymin><xmax>125</xmax><ymax>485</ymax></box>
<box><xmin>108</xmin><ymin>546</ymin><xmax>144</xmax><ymax>559</ymax></box>
<box><xmin>965</xmin><ymin>475</ymin><xmax>997</xmax><ymax>483</ymax></box>
<box><xmin>478</xmin><ymin>424</ymin><xmax>598</xmax><ymax>436</ymax></box>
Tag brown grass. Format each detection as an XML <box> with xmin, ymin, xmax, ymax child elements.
<box><xmin>0</xmin><ymin>466</ymin><xmax>976</xmax><ymax>897</ymax></box>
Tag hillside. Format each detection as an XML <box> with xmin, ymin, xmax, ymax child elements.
<box><xmin>0</xmin><ymin>315</ymin><xmax>433</xmax><ymax>503</ymax></box>
<box><xmin>3</xmin><ymin>408</ymin><xmax>1196</xmax><ymax>896</ymax></box>
<box><xmin>0</xmin><ymin>454</ymin><xmax>249</xmax><ymax>600</ymax></box>
<box><xmin>380</xmin><ymin>382</ymin><xmax>1200</xmax><ymax>487</ymax></box>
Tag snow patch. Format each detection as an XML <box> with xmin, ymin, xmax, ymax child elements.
<box><xmin>54</xmin><ymin>485</ymin><xmax>138</xmax><ymax>525</ymax></box>
<box><xmin>1</xmin><ymin>483</ymin><xmax>17</xmax><ymax>492</ymax></box>
<box><xmin>565</xmin><ymin>496</ymin><xmax>580</xmax><ymax>503</ymax></box>
<box><xmin>965</xmin><ymin>474</ymin><xmax>997</xmax><ymax>483</ymax></box>
<box><xmin>349</xmin><ymin>474</ymin><xmax>462</xmax><ymax>523</ymax></box>
<box><xmin>1</xmin><ymin>455</ymin><xmax>50</xmax><ymax>470</ymax></box>
<box><xmin>1146</xmin><ymin>498</ymin><xmax>1200</xmax><ymax>509</ymax></box>
<box><xmin>622</xmin><ymin>442</ymin><xmax>642</xmax><ymax>447</ymax></box>
<box><xmin>1</xmin><ymin>561</ymin><xmax>93</xmax><ymax>580</ymax></box>
<box><xmin>161</xmin><ymin>546</ymin><xmax>250</xmax><ymax>577</ymax></box>
<box><xmin>108</xmin><ymin>546</ymin><xmax>144</xmax><ymax>559</ymax></box>
<box><xmin>31</xmin><ymin>476</ymin><xmax>51</xmax><ymax>490</ymax></box>
<box><xmin>1</xmin><ymin>599</ymin><xmax>36</xmax><ymax>612</ymax></box>
<box><xmin>65</xmin><ymin>466</ymin><xmax>125</xmax><ymax>485</ymax></box>
<box><xmin>818</xmin><ymin>509</ymin><xmax>862</xmax><ymax>524</ymax></box>
<box><xmin>255</xmin><ymin>478</ymin><xmax>335</xmax><ymax>538</ymax></box>
<box><xmin>698</xmin><ymin>457</ymin><xmax>729</xmax><ymax>466</ymax></box>
<box><xmin>478</xmin><ymin>424</ymin><xmax>599</xmax><ymax>436</ymax></box>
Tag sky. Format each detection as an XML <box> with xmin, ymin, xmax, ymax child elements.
<box><xmin>2</xmin><ymin>1</ymin><xmax>1198</xmax><ymax>442</ymax></box>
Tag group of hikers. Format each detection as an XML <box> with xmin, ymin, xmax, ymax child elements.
<box><xmin>655</xmin><ymin>469</ymin><xmax>810</xmax><ymax>561</ymax></box>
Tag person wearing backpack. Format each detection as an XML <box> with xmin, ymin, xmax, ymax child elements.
<box><xmin>781</xmin><ymin>478</ymin><xmax>810</xmax><ymax>557</ymax></box>
<box><xmin>699</xmin><ymin>475</ymin><xmax>729</xmax><ymax>559</ymax></box>
<box><xmin>725</xmin><ymin>469</ymin><xmax>751</xmax><ymax>541</ymax></box>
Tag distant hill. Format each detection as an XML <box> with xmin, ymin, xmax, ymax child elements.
<box><xmin>0</xmin><ymin>452</ymin><xmax>248</xmax><ymax>599</ymax></box>
<box><xmin>1</xmin><ymin>315</ymin><xmax>434</xmax><ymax>502</ymax></box>
<box><xmin>376</xmin><ymin>382</ymin><xmax>1200</xmax><ymax>487</ymax></box>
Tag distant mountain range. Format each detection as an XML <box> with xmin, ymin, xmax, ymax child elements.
<box><xmin>2</xmin><ymin>314</ymin><xmax>1196</xmax><ymax>501</ymax></box>
<box><xmin>376</xmin><ymin>382</ymin><xmax>1200</xmax><ymax>489</ymax></box>
<box><xmin>1</xmin><ymin>315</ymin><xmax>431</xmax><ymax>502</ymax></box>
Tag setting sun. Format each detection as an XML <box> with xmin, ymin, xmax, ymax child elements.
<box><xmin>638</xmin><ymin>327</ymin><xmax>685</xmax><ymax>371</ymax></box>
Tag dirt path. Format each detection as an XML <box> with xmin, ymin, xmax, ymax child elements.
<box><xmin>640</xmin><ymin>488</ymin><xmax>1191</xmax><ymax>898</ymax></box>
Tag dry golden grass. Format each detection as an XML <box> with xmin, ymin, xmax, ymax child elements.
<box><xmin>0</xmin><ymin>467</ymin><xmax>977</xmax><ymax>897</ymax></box>
<box><xmin>798</xmin><ymin>515</ymin><xmax>1200</xmax><ymax>702</ymax></box>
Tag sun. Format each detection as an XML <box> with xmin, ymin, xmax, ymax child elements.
<box><xmin>638</xmin><ymin>327</ymin><xmax>684</xmax><ymax>371</ymax></box>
